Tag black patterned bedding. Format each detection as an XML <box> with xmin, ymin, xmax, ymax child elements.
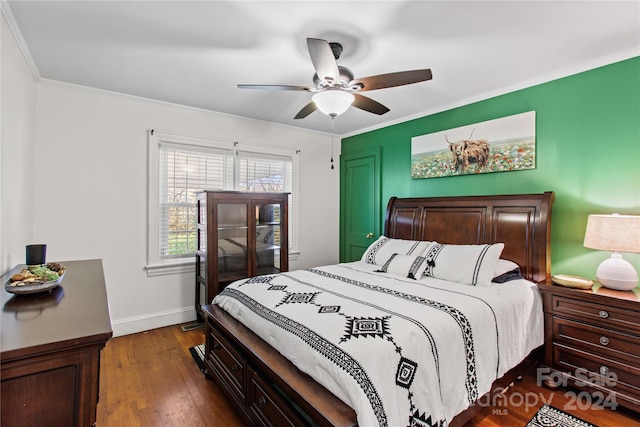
<box><xmin>213</xmin><ymin>261</ymin><xmax>543</xmax><ymax>426</ymax></box>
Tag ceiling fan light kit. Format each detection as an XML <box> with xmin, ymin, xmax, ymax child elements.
<box><xmin>238</xmin><ymin>37</ymin><xmax>432</xmax><ymax>120</ymax></box>
<box><xmin>312</xmin><ymin>90</ymin><xmax>354</xmax><ymax>117</ymax></box>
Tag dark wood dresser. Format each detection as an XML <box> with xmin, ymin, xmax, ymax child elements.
<box><xmin>538</xmin><ymin>280</ymin><xmax>640</xmax><ymax>412</ymax></box>
<box><xmin>1</xmin><ymin>259</ymin><xmax>113</xmax><ymax>427</ymax></box>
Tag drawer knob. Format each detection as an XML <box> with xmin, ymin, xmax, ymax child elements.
<box><xmin>599</xmin><ymin>336</ymin><xmax>610</xmax><ymax>346</ymax></box>
<box><xmin>599</xmin><ymin>365</ymin><xmax>610</xmax><ymax>375</ymax></box>
<box><xmin>258</xmin><ymin>396</ymin><xmax>267</xmax><ymax>407</ymax></box>
<box><xmin>212</xmin><ymin>343</ymin><xmax>221</xmax><ymax>350</ymax></box>
<box><xmin>231</xmin><ymin>364</ymin><xmax>242</xmax><ymax>372</ymax></box>
<box><xmin>598</xmin><ymin>310</ymin><xmax>609</xmax><ymax>319</ymax></box>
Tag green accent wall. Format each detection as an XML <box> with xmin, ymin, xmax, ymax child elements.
<box><xmin>341</xmin><ymin>57</ymin><xmax>640</xmax><ymax>279</ymax></box>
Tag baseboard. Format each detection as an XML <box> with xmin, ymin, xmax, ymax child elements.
<box><xmin>111</xmin><ymin>306</ymin><xmax>196</xmax><ymax>337</ymax></box>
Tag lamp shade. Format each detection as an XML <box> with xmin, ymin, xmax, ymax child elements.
<box><xmin>584</xmin><ymin>213</ymin><xmax>640</xmax><ymax>290</ymax></box>
<box><xmin>583</xmin><ymin>214</ymin><xmax>640</xmax><ymax>253</ymax></box>
<box><xmin>312</xmin><ymin>90</ymin><xmax>354</xmax><ymax>117</ymax></box>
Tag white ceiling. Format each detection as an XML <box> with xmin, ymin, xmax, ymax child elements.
<box><xmin>5</xmin><ymin>1</ymin><xmax>640</xmax><ymax>136</ymax></box>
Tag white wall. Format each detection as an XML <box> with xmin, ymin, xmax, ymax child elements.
<box><xmin>1</xmin><ymin>7</ymin><xmax>340</xmax><ymax>337</ymax></box>
<box><xmin>29</xmin><ymin>81</ymin><xmax>340</xmax><ymax>336</ymax></box>
<box><xmin>1</xmin><ymin>13</ymin><xmax>37</xmax><ymax>273</ymax></box>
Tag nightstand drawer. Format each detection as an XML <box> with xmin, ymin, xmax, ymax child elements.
<box><xmin>551</xmin><ymin>295</ymin><xmax>640</xmax><ymax>334</ymax></box>
<box><xmin>538</xmin><ymin>282</ymin><xmax>640</xmax><ymax>413</ymax></box>
<box><xmin>553</xmin><ymin>317</ymin><xmax>640</xmax><ymax>364</ymax></box>
<box><xmin>554</xmin><ymin>344</ymin><xmax>640</xmax><ymax>396</ymax></box>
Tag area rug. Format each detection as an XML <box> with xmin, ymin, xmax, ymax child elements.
<box><xmin>189</xmin><ymin>344</ymin><xmax>207</xmax><ymax>374</ymax></box>
<box><xmin>526</xmin><ymin>404</ymin><xmax>598</xmax><ymax>427</ymax></box>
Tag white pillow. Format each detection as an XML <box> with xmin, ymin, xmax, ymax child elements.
<box><xmin>420</xmin><ymin>243</ymin><xmax>505</xmax><ymax>287</ymax></box>
<box><xmin>361</xmin><ymin>236</ymin><xmax>434</xmax><ymax>266</ymax></box>
<box><xmin>494</xmin><ymin>259</ymin><xmax>519</xmax><ymax>278</ymax></box>
<box><xmin>376</xmin><ymin>254</ymin><xmax>428</xmax><ymax>279</ymax></box>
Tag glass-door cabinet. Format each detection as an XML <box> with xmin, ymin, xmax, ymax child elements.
<box><xmin>195</xmin><ymin>191</ymin><xmax>289</xmax><ymax>321</ymax></box>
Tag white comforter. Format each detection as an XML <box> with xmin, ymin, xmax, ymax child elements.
<box><xmin>213</xmin><ymin>261</ymin><xmax>543</xmax><ymax>427</ymax></box>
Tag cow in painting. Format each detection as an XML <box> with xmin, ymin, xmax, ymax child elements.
<box><xmin>446</xmin><ymin>130</ymin><xmax>491</xmax><ymax>174</ymax></box>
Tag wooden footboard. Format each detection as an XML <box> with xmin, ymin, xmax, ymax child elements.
<box><xmin>203</xmin><ymin>304</ymin><xmax>357</xmax><ymax>427</ymax></box>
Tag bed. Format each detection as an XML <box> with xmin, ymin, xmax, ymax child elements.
<box><xmin>202</xmin><ymin>192</ymin><xmax>554</xmax><ymax>427</ymax></box>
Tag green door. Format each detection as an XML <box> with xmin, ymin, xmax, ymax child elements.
<box><xmin>340</xmin><ymin>147</ymin><xmax>381</xmax><ymax>262</ymax></box>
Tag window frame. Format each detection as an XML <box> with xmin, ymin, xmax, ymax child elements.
<box><xmin>146</xmin><ymin>129</ymin><xmax>299</xmax><ymax>276</ymax></box>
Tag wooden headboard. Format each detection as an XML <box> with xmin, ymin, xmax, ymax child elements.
<box><xmin>384</xmin><ymin>192</ymin><xmax>554</xmax><ymax>283</ymax></box>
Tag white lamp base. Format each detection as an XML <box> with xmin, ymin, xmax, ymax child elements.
<box><xmin>596</xmin><ymin>253</ymin><xmax>639</xmax><ymax>291</ymax></box>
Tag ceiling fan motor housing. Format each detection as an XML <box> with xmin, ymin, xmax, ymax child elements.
<box><xmin>329</xmin><ymin>42</ymin><xmax>343</xmax><ymax>60</ymax></box>
<box><xmin>313</xmin><ymin>66</ymin><xmax>355</xmax><ymax>89</ymax></box>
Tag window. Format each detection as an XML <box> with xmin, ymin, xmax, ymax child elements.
<box><xmin>237</xmin><ymin>151</ymin><xmax>293</xmax><ymax>193</ymax></box>
<box><xmin>159</xmin><ymin>144</ymin><xmax>233</xmax><ymax>258</ymax></box>
<box><xmin>147</xmin><ymin>130</ymin><xmax>296</xmax><ymax>276</ymax></box>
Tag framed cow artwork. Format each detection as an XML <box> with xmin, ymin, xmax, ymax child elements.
<box><xmin>411</xmin><ymin>111</ymin><xmax>536</xmax><ymax>179</ymax></box>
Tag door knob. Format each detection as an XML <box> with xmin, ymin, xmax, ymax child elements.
<box><xmin>366</xmin><ymin>233</ymin><xmax>374</xmax><ymax>239</ymax></box>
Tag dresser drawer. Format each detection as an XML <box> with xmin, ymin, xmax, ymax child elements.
<box><xmin>207</xmin><ymin>324</ymin><xmax>247</xmax><ymax>403</ymax></box>
<box><xmin>538</xmin><ymin>282</ymin><xmax>640</xmax><ymax>413</ymax></box>
<box><xmin>551</xmin><ymin>295</ymin><xmax>640</xmax><ymax>334</ymax></box>
<box><xmin>553</xmin><ymin>316</ymin><xmax>640</xmax><ymax>365</ymax></box>
<box><xmin>553</xmin><ymin>344</ymin><xmax>640</xmax><ymax>400</ymax></box>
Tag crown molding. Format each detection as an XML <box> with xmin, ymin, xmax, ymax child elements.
<box><xmin>342</xmin><ymin>50</ymin><xmax>639</xmax><ymax>138</ymax></box>
<box><xmin>38</xmin><ymin>78</ymin><xmax>333</xmax><ymax>138</ymax></box>
<box><xmin>1</xmin><ymin>1</ymin><xmax>41</xmax><ymax>81</ymax></box>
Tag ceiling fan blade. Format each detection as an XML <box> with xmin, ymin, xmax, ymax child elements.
<box><xmin>352</xmin><ymin>93</ymin><xmax>390</xmax><ymax>115</ymax></box>
<box><xmin>238</xmin><ymin>84</ymin><xmax>313</xmax><ymax>91</ymax></box>
<box><xmin>293</xmin><ymin>101</ymin><xmax>317</xmax><ymax>119</ymax></box>
<box><xmin>307</xmin><ymin>38</ymin><xmax>340</xmax><ymax>83</ymax></box>
<box><xmin>350</xmin><ymin>69</ymin><xmax>432</xmax><ymax>92</ymax></box>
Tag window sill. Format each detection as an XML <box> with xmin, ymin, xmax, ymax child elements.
<box><xmin>289</xmin><ymin>250</ymin><xmax>300</xmax><ymax>262</ymax></box>
<box><xmin>145</xmin><ymin>251</ymin><xmax>300</xmax><ymax>277</ymax></box>
<box><xmin>145</xmin><ymin>260</ymin><xmax>194</xmax><ymax>277</ymax></box>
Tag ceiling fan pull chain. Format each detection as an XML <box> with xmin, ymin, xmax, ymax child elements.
<box><xmin>330</xmin><ymin>118</ymin><xmax>335</xmax><ymax>170</ymax></box>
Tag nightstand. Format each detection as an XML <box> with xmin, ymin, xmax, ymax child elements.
<box><xmin>537</xmin><ymin>280</ymin><xmax>640</xmax><ymax>413</ymax></box>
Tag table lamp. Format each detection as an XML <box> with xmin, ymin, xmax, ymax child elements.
<box><xmin>583</xmin><ymin>213</ymin><xmax>640</xmax><ymax>290</ymax></box>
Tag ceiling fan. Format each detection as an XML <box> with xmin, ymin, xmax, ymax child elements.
<box><xmin>238</xmin><ymin>38</ymin><xmax>433</xmax><ymax>119</ymax></box>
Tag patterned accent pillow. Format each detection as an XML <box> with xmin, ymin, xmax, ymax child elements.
<box><xmin>361</xmin><ymin>236</ymin><xmax>434</xmax><ymax>266</ymax></box>
<box><xmin>376</xmin><ymin>254</ymin><xmax>428</xmax><ymax>280</ymax></box>
<box><xmin>492</xmin><ymin>259</ymin><xmax>524</xmax><ymax>283</ymax></box>
<box><xmin>494</xmin><ymin>259</ymin><xmax>519</xmax><ymax>278</ymax></box>
<box><xmin>492</xmin><ymin>267</ymin><xmax>523</xmax><ymax>283</ymax></box>
<box><xmin>421</xmin><ymin>243</ymin><xmax>505</xmax><ymax>287</ymax></box>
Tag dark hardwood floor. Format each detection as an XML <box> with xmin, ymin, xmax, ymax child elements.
<box><xmin>97</xmin><ymin>324</ymin><xmax>640</xmax><ymax>426</ymax></box>
<box><xmin>97</xmin><ymin>323</ymin><xmax>242</xmax><ymax>426</ymax></box>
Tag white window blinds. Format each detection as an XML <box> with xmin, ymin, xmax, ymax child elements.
<box><xmin>237</xmin><ymin>152</ymin><xmax>293</xmax><ymax>250</ymax></box>
<box><xmin>159</xmin><ymin>144</ymin><xmax>234</xmax><ymax>258</ymax></box>
<box><xmin>157</xmin><ymin>145</ymin><xmax>293</xmax><ymax>261</ymax></box>
<box><xmin>237</xmin><ymin>151</ymin><xmax>293</xmax><ymax>194</ymax></box>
